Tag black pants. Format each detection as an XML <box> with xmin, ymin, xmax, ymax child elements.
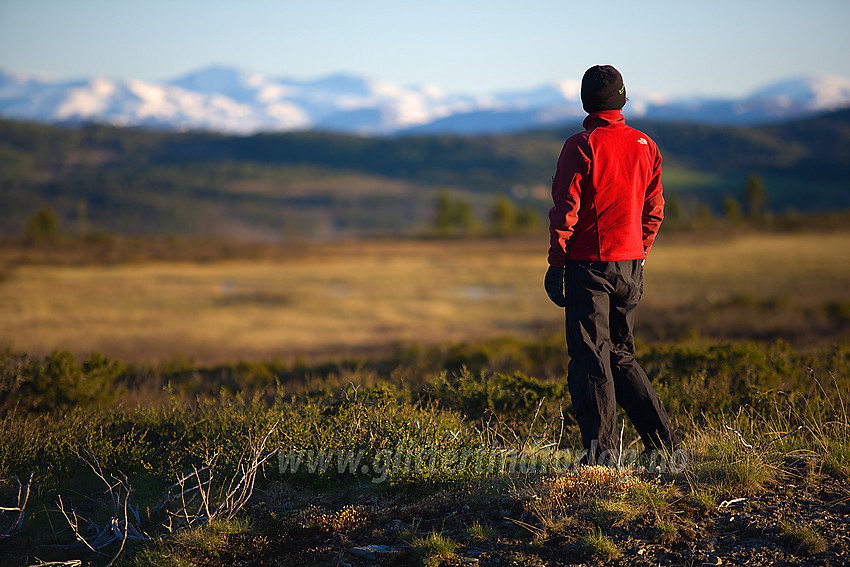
<box><xmin>565</xmin><ymin>260</ymin><xmax>676</xmax><ymax>460</ymax></box>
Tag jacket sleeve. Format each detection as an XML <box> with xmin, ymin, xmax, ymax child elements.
<box><xmin>548</xmin><ymin>138</ymin><xmax>590</xmax><ymax>267</ymax></box>
<box><xmin>641</xmin><ymin>147</ymin><xmax>664</xmax><ymax>256</ymax></box>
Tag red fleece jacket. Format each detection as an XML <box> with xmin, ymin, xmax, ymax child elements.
<box><xmin>547</xmin><ymin>110</ymin><xmax>664</xmax><ymax>267</ymax></box>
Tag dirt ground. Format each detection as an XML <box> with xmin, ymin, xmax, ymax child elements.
<box><xmin>192</xmin><ymin>468</ymin><xmax>850</xmax><ymax>567</ymax></box>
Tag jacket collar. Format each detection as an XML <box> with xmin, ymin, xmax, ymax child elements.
<box><xmin>583</xmin><ymin>109</ymin><xmax>625</xmax><ymax>130</ymax></box>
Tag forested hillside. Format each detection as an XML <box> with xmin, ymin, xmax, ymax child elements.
<box><xmin>1</xmin><ymin>109</ymin><xmax>848</xmax><ymax>239</ymax></box>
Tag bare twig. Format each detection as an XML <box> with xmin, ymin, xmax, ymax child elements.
<box><xmin>503</xmin><ymin>515</ymin><xmax>546</xmax><ymax>538</ymax></box>
<box><xmin>724</xmin><ymin>424</ymin><xmax>803</xmax><ymax>450</ymax></box>
<box><xmin>758</xmin><ymin>425</ymin><xmax>804</xmax><ymax>448</ymax></box>
<box><xmin>481</xmin><ymin>408</ymin><xmax>517</xmax><ymax>449</ymax></box>
<box><xmin>213</xmin><ymin>422</ymin><xmax>279</xmax><ymax>520</ymax></box>
<box><xmin>55</xmin><ymin>457</ymin><xmax>149</xmax><ymax>567</ymax></box>
<box><xmin>1</xmin><ymin>472</ymin><xmax>34</xmax><ymax>538</ymax></box>
<box><xmin>724</xmin><ymin>424</ymin><xmax>754</xmax><ymax>449</ymax></box>
<box><xmin>56</xmin><ymin>495</ymin><xmax>104</xmax><ymax>555</ymax></box>
<box><xmin>555</xmin><ymin>403</ymin><xmax>565</xmax><ymax>452</ymax></box>
<box><xmin>617</xmin><ymin>421</ymin><xmax>625</xmax><ymax>468</ymax></box>
<box><xmin>718</xmin><ymin>497</ymin><xmax>747</xmax><ymax>508</ymax></box>
<box><xmin>521</xmin><ymin>397</ymin><xmax>545</xmax><ymax>452</ymax></box>
<box><xmin>162</xmin><ymin>420</ymin><xmax>280</xmax><ymax>529</ymax></box>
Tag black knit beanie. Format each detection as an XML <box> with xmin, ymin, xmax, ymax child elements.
<box><xmin>581</xmin><ymin>65</ymin><xmax>626</xmax><ymax>113</ymax></box>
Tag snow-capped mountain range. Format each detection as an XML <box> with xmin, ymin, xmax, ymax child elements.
<box><xmin>2</xmin><ymin>65</ymin><xmax>849</xmax><ymax>136</ymax></box>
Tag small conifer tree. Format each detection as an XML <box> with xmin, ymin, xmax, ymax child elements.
<box><xmin>25</xmin><ymin>206</ymin><xmax>60</xmax><ymax>242</ymax></box>
<box><xmin>744</xmin><ymin>173</ymin><xmax>767</xmax><ymax>219</ymax></box>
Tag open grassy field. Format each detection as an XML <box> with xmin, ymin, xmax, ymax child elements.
<box><xmin>1</xmin><ymin>230</ymin><xmax>849</xmax><ymax>363</ymax></box>
<box><xmin>2</xmin><ymin>229</ymin><xmax>850</xmax><ymax>567</ymax></box>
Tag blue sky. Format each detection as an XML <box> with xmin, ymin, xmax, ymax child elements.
<box><xmin>1</xmin><ymin>0</ymin><xmax>848</xmax><ymax>98</ymax></box>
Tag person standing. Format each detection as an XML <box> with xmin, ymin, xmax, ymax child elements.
<box><xmin>544</xmin><ymin>65</ymin><xmax>678</xmax><ymax>466</ymax></box>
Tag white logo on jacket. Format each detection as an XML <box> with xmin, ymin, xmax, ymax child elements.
<box><xmin>637</xmin><ymin>137</ymin><xmax>648</xmax><ymax>145</ymax></box>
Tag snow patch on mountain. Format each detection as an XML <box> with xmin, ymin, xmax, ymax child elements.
<box><xmin>1</xmin><ymin>66</ymin><xmax>849</xmax><ymax>135</ymax></box>
<box><xmin>747</xmin><ymin>76</ymin><xmax>850</xmax><ymax>109</ymax></box>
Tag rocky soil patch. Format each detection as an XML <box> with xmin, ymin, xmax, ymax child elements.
<box><xmin>195</xmin><ymin>469</ymin><xmax>850</xmax><ymax>567</ymax></box>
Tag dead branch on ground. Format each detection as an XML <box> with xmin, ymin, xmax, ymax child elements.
<box><xmin>1</xmin><ymin>471</ymin><xmax>34</xmax><ymax>538</ymax></box>
<box><xmin>160</xmin><ymin>420</ymin><xmax>279</xmax><ymax>531</ymax></box>
<box><xmin>55</xmin><ymin>457</ymin><xmax>149</xmax><ymax>567</ymax></box>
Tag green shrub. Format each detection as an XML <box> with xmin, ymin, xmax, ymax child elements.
<box><xmin>426</xmin><ymin>369</ymin><xmax>569</xmax><ymax>424</ymax></box>
<box><xmin>640</xmin><ymin>340</ymin><xmax>850</xmax><ymax>418</ymax></box>
<box><xmin>0</xmin><ymin>349</ymin><xmax>124</xmax><ymax>413</ymax></box>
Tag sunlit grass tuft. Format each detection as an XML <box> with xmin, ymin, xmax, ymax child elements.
<box><xmin>781</xmin><ymin>521</ymin><xmax>829</xmax><ymax>555</ymax></box>
<box><xmin>412</xmin><ymin>530</ymin><xmax>458</xmax><ymax>566</ymax></box>
<box><xmin>466</xmin><ymin>520</ymin><xmax>497</xmax><ymax>542</ymax></box>
<box><xmin>579</xmin><ymin>526</ymin><xmax>621</xmax><ymax>560</ymax></box>
<box><xmin>124</xmin><ymin>518</ymin><xmax>248</xmax><ymax>567</ymax></box>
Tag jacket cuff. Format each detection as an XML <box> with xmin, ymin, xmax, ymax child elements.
<box><xmin>547</xmin><ymin>253</ymin><xmax>567</xmax><ymax>268</ymax></box>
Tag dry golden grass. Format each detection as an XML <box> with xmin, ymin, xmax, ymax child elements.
<box><xmin>0</xmin><ymin>239</ymin><xmax>552</xmax><ymax>362</ymax></box>
<box><xmin>644</xmin><ymin>231</ymin><xmax>850</xmax><ymax>306</ymax></box>
<box><xmin>1</xmin><ymin>231</ymin><xmax>848</xmax><ymax>363</ymax></box>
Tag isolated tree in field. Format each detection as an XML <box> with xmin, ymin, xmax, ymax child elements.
<box><xmin>433</xmin><ymin>191</ymin><xmax>477</xmax><ymax>237</ymax></box>
<box><xmin>452</xmin><ymin>198</ymin><xmax>477</xmax><ymax>235</ymax></box>
<box><xmin>723</xmin><ymin>194</ymin><xmax>743</xmax><ymax>223</ymax></box>
<box><xmin>433</xmin><ymin>192</ymin><xmax>455</xmax><ymax>235</ymax></box>
<box><xmin>744</xmin><ymin>173</ymin><xmax>767</xmax><ymax>219</ymax></box>
<box><xmin>516</xmin><ymin>206</ymin><xmax>541</xmax><ymax>231</ymax></box>
<box><xmin>25</xmin><ymin>206</ymin><xmax>60</xmax><ymax>242</ymax></box>
<box><xmin>664</xmin><ymin>193</ymin><xmax>685</xmax><ymax>224</ymax></box>
<box><xmin>490</xmin><ymin>196</ymin><xmax>518</xmax><ymax>236</ymax></box>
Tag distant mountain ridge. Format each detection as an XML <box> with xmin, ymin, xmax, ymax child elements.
<box><xmin>2</xmin><ymin>107</ymin><xmax>849</xmax><ymax>240</ymax></box>
<box><xmin>1</xmin><ymin>65</ymin><xmax>850</xmax><ymax>135</ymax></box>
